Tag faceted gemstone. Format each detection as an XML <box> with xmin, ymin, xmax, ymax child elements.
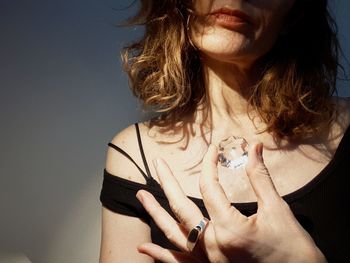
<box><xmin>218</xmin><ymin>136</ymin><xmax>249</xmax><ymax>170</ymax></box>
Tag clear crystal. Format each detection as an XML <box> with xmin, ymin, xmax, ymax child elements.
<box><xmin>218</xmin><ymin>136</ymin><xmax>249</xmax><ymax>170</ymax></box>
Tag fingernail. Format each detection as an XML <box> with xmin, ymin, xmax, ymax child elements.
<box><xmin>136</xmin><ymin>191</ymin><xmax>144</xmax><ymax>202</ymax></box>
<box><xmin>137</xmin><ymin>244</ymin><xmax>145</xmax><ymax>253</ymax></box>
<box><xmin>137</xmin><ymin>243</ymin><xmax>150</xmax><ymax>253</ymax></box>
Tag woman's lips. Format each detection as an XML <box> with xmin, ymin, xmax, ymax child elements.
<box><xmin>210</xmin><ymin>8</ymin><xmax>252</xmax><ymax>30</ymax></box>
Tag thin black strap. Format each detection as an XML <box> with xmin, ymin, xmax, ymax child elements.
<box><xmin>107</xmin><ymin>142</ymin><xmax>150</xmax><ymax>183</ymax></box>
<box><xmin>135</xmin><ymin>123</ymin><xmax>153</xmax><ymax>179</ymax></box>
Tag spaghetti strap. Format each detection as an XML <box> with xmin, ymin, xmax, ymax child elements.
<box><xmin>106</xmin><ymin>124</ymin><xmax>158</xmax><ymax>186</ymax></box>
<box><xmin>107</xmin><ymin>143</ymin><xmax>150</xmax><ymax>183</ymax></box>
<box><xmin>135</xmin><ymin>123</ymin><xmax>153</xmax><ymax>179</ymax></box>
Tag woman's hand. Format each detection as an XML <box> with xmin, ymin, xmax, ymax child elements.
<box><xmin>136</xmin><ymin>143</ymin><xmax>327</xmax><ymax>263</ymax></box>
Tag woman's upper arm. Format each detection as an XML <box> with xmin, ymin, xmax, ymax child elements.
<box><xmin>100</xmin><ymin>207</ymin><xmax>153</xmax><ymax>263</ymax></box>
<box><xmin>100</xmin><ymin>124</ymin><xmax>153</xmax><ymax>263</ymax></box>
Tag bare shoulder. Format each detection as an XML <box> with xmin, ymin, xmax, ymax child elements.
<box><xmin>332</xmin><ymin>96</ymin><xmax>350</xmax><ymax>130</ymax></box>
<box><xmin>334</xmin><ymin>96</ymin><xmax>350</xmax><ymax>120</ymax></box>
<box><xmin>324</xmin><ymin>97</ymin><xmax>350</xmax><ymax>150</ymax></box>
<box><xmin>105</xmin><ymin>123</ymin><xmax>149</xmax><ymax>184</ymax></box>
<box><xmin>101</xmin><ymin>123</ymin><xmax>154</xmax><ymax>263</ymax></box>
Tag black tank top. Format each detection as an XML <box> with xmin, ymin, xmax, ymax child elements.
<box><xmin>100</xmin><ymin>123</ymin><xmax>350</xmax><ymax>262</ymax></box>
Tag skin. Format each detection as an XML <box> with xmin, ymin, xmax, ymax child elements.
<box><xmin>191</xmin><ymin>0</ymin><xmax>295</xmax><ymax>68</ymax></box>
<box><xmin>136</xmin><ymin>143</ymin><xmax>327</xmax><ymax>262</ymax></box>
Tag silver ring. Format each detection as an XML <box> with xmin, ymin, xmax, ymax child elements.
<box><xmin>186</xmin><ymin>218</ymin><xmax>209</xmax><ymax>252</ymax></box>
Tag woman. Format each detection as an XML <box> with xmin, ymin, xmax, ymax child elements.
<box><xmin>99</xmin><ymin>0</ymin><xmax>350</xmax><ymax>262</ymax></box>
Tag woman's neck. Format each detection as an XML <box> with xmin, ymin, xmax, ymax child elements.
<box><xmin>197</xmin><ymin>57</ymin><xmax>265</xmax><ymax>138</ymax></box>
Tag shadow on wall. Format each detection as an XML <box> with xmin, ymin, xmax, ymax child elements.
<box><xmin>0</xmin><ymin>252</ymin><xmax>32</xmax><ymax>263</ymax></box>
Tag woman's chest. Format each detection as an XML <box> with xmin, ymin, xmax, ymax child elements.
<box><xmin>200</xmin><ymin>156</ymin><xmax>329</xmax><ymax>202</ymax></box>
<box><xmin>150</xmin><ymin>141</ymin><xmax>334</xmax><ymax>203</ymax></box>
<box><xmin>145</xmin><ymin>122</ymin><xmax>346</xmax><ymax>203</ymax></box>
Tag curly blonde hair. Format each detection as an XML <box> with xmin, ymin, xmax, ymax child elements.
<box><xmin>122</xmin><ymin>0</ymin><xmax>341</xmax><ymax>140</ymax></box>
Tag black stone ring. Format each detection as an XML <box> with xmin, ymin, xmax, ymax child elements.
<box><xmin>186</xmin><ymin>218</ymin><xmax>210</xmax><ymax>252</ymax></box>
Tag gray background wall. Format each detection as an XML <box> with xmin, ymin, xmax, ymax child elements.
<box><xmin>0</xmin><ymin>1</ymin><xmax>349</xmax><ymax>263</ymax></box>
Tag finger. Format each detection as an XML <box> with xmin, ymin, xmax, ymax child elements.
<box><xmin>244</xmin><ymin>142</ymin><xmax>281</xmax><ymax>204</ymax></box>
<box><xmin>200</xmin><ymin>144</ymin><xmax>244</xmax><ymax>223</ymax></box>
<box><xmin>136</xmin><ymin>190</ymin><xmax>188</xmax><ymax>251</ymax></box>
<box><xmin>153</xmin><ymin>158</ymin><xmax>204</xmax><ymax>230</ymax></box>
<box><xmin>138</xmin><ymin>243</ymin><xmax>200</xmax><ymax>263</ymax></box>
